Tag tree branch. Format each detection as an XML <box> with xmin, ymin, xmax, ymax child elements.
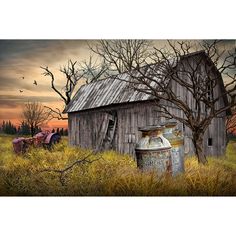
<box><xmin>44</xmin><ymin>106</ymin><xmax>68</xmax><ymax>120</ymax></box>
<box><xmin>39</xmin><ymin>152</ymin><xmax>102</xmax><ymax>186</ymax></box>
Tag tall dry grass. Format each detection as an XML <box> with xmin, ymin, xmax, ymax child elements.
<box><xmin>0</xmin><ymin>135</ymin><xmax>235</xmax><ymax>196</ymax></box>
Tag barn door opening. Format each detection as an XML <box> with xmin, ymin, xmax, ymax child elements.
<box><xmin>96</xmin><ymin>111</ymin><xmax>117</xmax><ymax>151</ymax></box>
<box><xmin>103</xmin><ymin>111</ymin><xmax>117</xmax><ymax>150</ymax></box>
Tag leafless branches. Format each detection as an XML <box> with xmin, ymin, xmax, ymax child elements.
<box><xmin>40</xmin><ymin>41</ymin><xmax>153</xmax><ymax>121</ymax></box>
<box><xmin>41</xmin><ymin>60</ymin><xmax>85</xmax><ymax>120</ymax></box>
<box><xmin>44</xmin><ymin>106</ymin><xmax>68</xmax><ymax>121</ymax></box>
<box><xmin>119</xmin><ymin>40</ymin><xmax>235</xmax><ymax>164</ymax></box>
<box><xmin>79</xmin><ymin>55</ymin><xmax>109</xmax><ymax>84</ymax></box>
<box><xmin>40</xmin><ymin>152</ymin><xmax>102</xmax><ymax>186</ymax></box>
<box><xmin>89</xmin><ymin>40</ymin><xmax>152</xmax><ymax>75</ymax></box>
<box><xmin>41</xmin><ymin>60</ymin><xmax>83</xmax><ymax>106</ymax></box>
<box><xmin>22</xmin><ymin>101</ymin><xmax>49</xmax><ymax>136</ymax></box>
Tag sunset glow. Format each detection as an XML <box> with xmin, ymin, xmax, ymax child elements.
<box><xmin>0</xmin><ymin>40</ymin><xmax>91</xmax><ymax>129</ymax></box>
<box><xmin>0</xmin><ymin>40</ymin><xmax>235</xmax><ymax>130</ymax></box>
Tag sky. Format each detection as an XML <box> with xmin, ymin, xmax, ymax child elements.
<box><xmin>0</xmin><ymin>40</ymin><xmax>91</xmax><ymax>129</ymax></box>
<box><xmin>0</xmin><ymin>40</ymin><xmax>235</xmax><ymax>129</ymax></box>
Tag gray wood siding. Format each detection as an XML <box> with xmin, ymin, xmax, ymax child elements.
<box><xmin>68</xmin><ymin>99</ymin><xmax>226</xmax><ymax>157</ymax></box>
<box><xmin>67</xmin><ymin>54</ymin><xmax>227</xmax><ymax>158</ymax></box>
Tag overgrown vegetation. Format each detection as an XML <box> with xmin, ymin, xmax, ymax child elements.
<box><xmin>0</xmin><ymin>135</ymin><xmax>236</xmax><ymax>196</ymax></box>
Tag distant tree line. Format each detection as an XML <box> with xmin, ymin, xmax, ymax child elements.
<box><xmin>51</xmin><ymin>127</ymin><xmax>68</xmax><ymax>136</ymax></box>
<box><xmin>0</xmin><ymin>120</ymin><xmax>17</xmax><ymax>135</ymax></box>
<box><xmin>0</xmin><ymin>120</ymin><xmax>41</xmax><ymax>135</ymax></box>
<box><xmin>0</xmin><ymin>120</ymin><xmax>68</xmax><ymax>136</ymax></box>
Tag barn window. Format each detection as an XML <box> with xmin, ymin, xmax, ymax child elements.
<box><xmin>208</xmin><ymin>138</ymin><xmax>213</xmax><ymax>146</ymax></box>
<box><xmin>183</xmin><ymin>123</ymin><xmax>185</xmax><ymax>132</ymax></box>
<box><xmin>207</xmin><ymin>79</ymin><xmax>214</xmax><ymax>101</ymax></box>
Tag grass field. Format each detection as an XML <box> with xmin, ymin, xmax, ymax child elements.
<box><xmin>0</xmin><ymin>134</ymin><xmax>236</xmax><ymax>196</ymax></box>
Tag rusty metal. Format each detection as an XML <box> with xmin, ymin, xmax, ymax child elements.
<box><xmin>135</xmin><ymin>125</ymin><xmax>172</xmax><ymax>175</ymax></box>
<box><xmin>12</xmin><ymin>131</ymin><xmax>61</xmax><ymax>154</ymax></box>
<box><xmin>34</xmin><ymin>131</ymin><xmax>49</xmax><ymax>147</ymax></box>
<box><xmin>44</xmin><ymin>133</ymin><xmax>55</xmax><ymax>144</ymax></box>
<box><xmin>12</xmin><ymin>137</ymin><xmax>26</xmax><ymax>154</ymax></box>
<box><xmin>162</xmin><ymin>121</ymin><xmax>184</xmax><ymax>176</ymax></box>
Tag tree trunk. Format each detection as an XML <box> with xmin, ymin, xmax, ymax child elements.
<box><xmin>192</xmin><ymin>133</ymin><xmax>208</xmax><ymax>164</ymax></box>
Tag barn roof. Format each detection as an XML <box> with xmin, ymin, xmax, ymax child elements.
<box><xmin>64</xmin><ymin>50</ymin><xmax>229</xmax><ymax>114</ymax></box>
<box><xmin>64</xmin><ymin>72</ymin><xmax>156</xmax><ymax>113</ymax></box>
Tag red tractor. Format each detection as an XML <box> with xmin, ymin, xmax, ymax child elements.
<box><xmin>12</xmin><ymin>131</ymin><xmax>61</xmax><ymax>154</ymax></box>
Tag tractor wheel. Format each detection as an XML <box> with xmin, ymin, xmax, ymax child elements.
<box><xmin>48</xmin><ymin>134</ymin><xmax>61</xmax><ymax>150</ymax></box>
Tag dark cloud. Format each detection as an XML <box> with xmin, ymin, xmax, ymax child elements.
<box><xmin>0</xmin><ymin>95</ymin><xmax>61</xmax><ymax>106</ymax></box>
<box><xmin>0</xmin><ymin>40</ymin><xmax>52</xmax><ymax>61</ymax></box>
<box><xmin>0</xmin><ymin>40</ymin><xmax>90</xmax><ymax>96</ymax></box>
<box><xmin>0</xmin><ymin>40</ymin><xmax>88</xmax><ymax>66</ymax></box>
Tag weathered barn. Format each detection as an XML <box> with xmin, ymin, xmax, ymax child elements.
<box><xmin>64</xmin><ymin>51</ymin><xmax>229</xmax><ymax>157</ymax></box>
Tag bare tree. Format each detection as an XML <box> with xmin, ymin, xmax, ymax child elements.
<box><xmin>22</xmin><ymin>101</ymin><xmax>49</xmax><ymax>136</ymax></box>
<box><xmin>41</xmin><ymin>60</ymin><xmax>84</xmax><ymax>120</ymax></box>
<box><xmin>89</xmin><ymin>40</ymin><xmax>152</xmax><ymax>75</ymax></box>
<box><xmin>79</xmin><ymin>55</ymin><xmax>109</xmax><ymax>84</ymax></box>
<box><xmin>116</xmin><ymin>40</ymin><xmax>235</xmax><ymax>164</ymax></box>
<box><xmin>40</xmin><ymin>41</ymin><xmax>152</xmax><ymax>120</ymax></box>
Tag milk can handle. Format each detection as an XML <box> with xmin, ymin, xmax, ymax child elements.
<box><xmin>159</xmin><ymin>135</ymin><xmax>171</xmax><ymax>148</ymax></box>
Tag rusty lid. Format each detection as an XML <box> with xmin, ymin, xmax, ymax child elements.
<box><xmin>138</xmin><ymin>125</ymin><xmax>164</xmax><ymax>132</ymax></box>
<box><xmin>162</xmin><ymin>121</ymin><xmax>177</xmax><ymax>128</ymax></box>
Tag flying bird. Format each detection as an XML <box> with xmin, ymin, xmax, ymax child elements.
<box><xmin>33</xmin><ymin>80</ymin><xmax>37</xmax><ymax>85</ymax></box>
<box><xmin>19</xmin><ymin>90</ymin><xmax>23</xmax><ymax>93</ymax></box>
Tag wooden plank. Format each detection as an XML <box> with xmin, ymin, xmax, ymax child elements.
<box><xmin>96</xmin><ymin>113</ymin><xmax>109</xmax><ymax>151</ymax></box>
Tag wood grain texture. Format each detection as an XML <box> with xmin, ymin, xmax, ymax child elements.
<box><xmin>68</xmin><ymin>98</ymin><xmax>227</xmax><ymax>157</ymax></box>
<box><xmin>67</xmin><ymin>54</ymin><xmax>228</xmax><ymax>158</ymax></box>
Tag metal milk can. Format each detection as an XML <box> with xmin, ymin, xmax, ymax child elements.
<box><xmin>162</xmin><ymin>121</ymin><xmax>184</xmax><ymax>176</ymax></box>
<box><xmin>135</xmin><ymin>125</ymin><xmax>172</xmax><ymax>175</ymax></box>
